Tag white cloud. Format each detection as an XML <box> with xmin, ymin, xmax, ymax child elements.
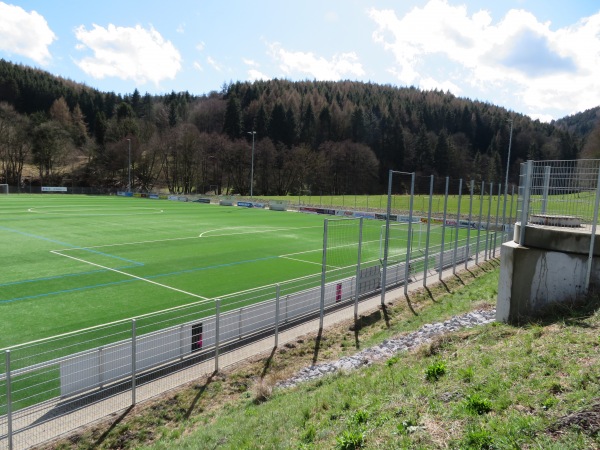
<box><xmin>206</xmin><ymin>56</ymin><xmax>224</xmax><ymax>72</ymax></box>
<box><xmin>196</xmin><ymin>41</ymin><xmax>205</xmax><ymax>51</ymax></box>
<box><xmin>193</xmin><ymin>61</ymin><xmax>203</xmax><ymax>71</ymax></box>
<box><xmin>248</xmin><ymin>69</ymin><xmax>269</xmax><ymax>81</ymax></box>
<box><xmin>73</xmin><ymin>24</ymin><xmax>181</xmax><ymax>85</ymax></box>
<box><xmin>0</xmin><ymin>2</ymin><xmax>56</xmax><ymax>65</ymax></box>
<box><xmin>242</xmin><ymin>58</ymin><xmax>268</xmax><ymax>81</ymax></box>
<box><xmin>368</xmin><ymin>0</ymin><xmax>600</xmax><ymax>118</ymax></box>
<box><xmin>420</xmin><ymin>76</ymin><xmax>462</xmax><ymax>94</ymax></box>
<box><xmin>176</xmin><ymin>23</ymin><xmax>185</xmax><ymax>34</ymax></box>
<box><xmin>269</xmin><ymin>42</ymin><xmax>365</xmax><ymax>80</ymax></box>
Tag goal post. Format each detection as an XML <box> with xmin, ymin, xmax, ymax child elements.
<box><xmin>0</xmin><ymin>184</ymin><xmax>8</xmax><ymax>194</ymax></box>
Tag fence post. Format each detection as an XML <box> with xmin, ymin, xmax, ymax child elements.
<box><xmin>510</xmin><ymin>185</ymin><xmax>516</xmax><ymax>240</ymax></box>
<box><xmin>465</xmin><ymin>180</ymin><xmax>474</xmax><ymax>270</ymax></box>
<box><xmin>215</xmin><ymin>299</ymin><xmax>221</xmax><ymax>372</ymax></box>
<box><xmin>502</xmin><ymin>178</ymin><xmax>509</xmax><ymax>245</ymax></box>
<box><xmin>585</xmin><ymin>166</ymin><xmax>600</xmax><ymax>291</ymax></box>
<box><xmin>354</xmin><ymin>218</ymin><xmax>364</xmax><ymax>321</ymax></box>
<box><xmin>320</xmin><ymin>220</ymin><xmax>328</xmax><ymax>331</ymax></box>
<box><xmin>485</xmin><ymin>182</ymin><xmax>493</xmax><ymax>261</ymax></box>
<box><xmin>131</xmin><ymin>319</ymin><xmax>137</xmax><ymax>406</ymax></box>
<box><xmin>274</xmin><ymin>284</ymin><xmax>280</xmax><ymax>348</ymax></box>
<box><xmin>423</xmin><ymin>175</ymin><xmax>434</xmax><ymax>286</ymax></box>
<box><xmin>476</xmin><ymin>181</ymin><xmax>484</xmax><ymax>264</ymax></box>
<box><xmin>404</xmin><ymin>173</ymin><xmax>415</xmax><ymax>295</ymax></box>
<box><xmin>439</xmin><ymin>177</ymin><xmax>450</xmax><ymax>279</ymax></box>
<box><xmin>541</xmin><ymin>165</ymin><xmax>551</xmax><ymax>214</ymax></box>
<box><xmin>493</xmin><ymin>183</ymin><xmax>501</xmax><ymax>257</ymax></box>
<box><xmin>519</xmin><ymin>161</ymin><xmax>533</xmax><ymax>245</ymax></box>
<box><xmin>6</xmin><ymin>350</ymin><xmax>13</xmax><ymax>450</ymax></box>
<box><xmin>381</xmin><ymin>170</ymin><xmax>393</xmax><ymax>305</ymax></box>
<box><xmin>452</xmin><ymin>179</ymin><xmax>463</xmax><ymax>274</ymax></box>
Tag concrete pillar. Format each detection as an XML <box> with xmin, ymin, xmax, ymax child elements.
<box><xmin>497</xmin><ymin>223</ymin><xmax>600</xmax><ymax>323</ymax></box>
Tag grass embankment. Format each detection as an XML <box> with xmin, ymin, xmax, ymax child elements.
<box><xmin>50</xmin><ymin>261</ymin><xmax>599</xmax><ymax>450</ymax></box>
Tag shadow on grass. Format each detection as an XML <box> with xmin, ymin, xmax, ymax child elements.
<box><xmin>380</xmin><ymin>303</ymin><xmax>392</xmax><ymax>328</ymax></box>
<box><xmin>260</xmin><ymin>347</ymin><xmax>277</xmax><ymax>379</ymax></box>
<box><xmin>94</xmin><ymin>405</ymin><xmax>134</xmax><ymax>448</ymax></box>
<box><xmin>351</xmin><ymin>309</ymin><xmax>383</xmax><ymax>349</ymax></box>
<box><xmin>184</xmin><ymin>371</ymin><xmax>217</xmax><ymax>420</ymax></box>
<box><xmin>312</xmin><ymin>328</ymin><xmax>323</xmax><ymax>365</ymax></box>
<box><xmin>403</xmin><ymin>294</ymin><xmax>418</xmax><ymax>316</ymax></box>
<box><xmin>424</xmin><ymin>287</ymin><xmax>441</xmax><ymax>303</ymax></box>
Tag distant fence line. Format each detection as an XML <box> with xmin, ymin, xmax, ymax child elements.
<box><xmin>1</xmin><ymin>174</ymin><xmax>515</xmax><ymax>450</ymax></box>
<box><xmin>3</xmin><ymin>180</ymin><xmax>518</xmax><ymax>221</ymax></box>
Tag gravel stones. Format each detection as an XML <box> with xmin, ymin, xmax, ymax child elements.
<box><xmin>277</xmin><ymin>309</ymin><xmax>496</xmax><ymax>388</ymax></box>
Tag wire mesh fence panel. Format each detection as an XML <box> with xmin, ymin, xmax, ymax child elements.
<box><xmin>1</xmin><ymin>318</ymin><xmax>133</xmax><ymax>450</ymax></box>
<box><xmin>519</xmin><ymin>160</ymin><xmax>600</xmax><ymax>226</ymax></box>
<box><xmin>0</xmin><ymin>355</ymin><xmax>8</xmax><ymax>450</ymax></box>
<box><xmin>325</xmin><ymin>219</ymin><xmax>361</xmax><ymax>271</ymax></box>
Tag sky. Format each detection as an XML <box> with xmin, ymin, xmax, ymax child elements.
<box><xmin>1</xmin><ymin>1</ymin><xmax>600</xmax><ymax>122</ymax></box>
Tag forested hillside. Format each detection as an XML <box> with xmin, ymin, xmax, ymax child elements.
<box><xmin>0</xmin><ymin>59</ymin><xmax>585</xmax><ymax>195</ymax></box>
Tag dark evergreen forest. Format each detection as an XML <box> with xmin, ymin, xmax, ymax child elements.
<box><xmin>1</xmin><ymin>58</ymin><xmax>597</xmax><ymax>195</ymax></box>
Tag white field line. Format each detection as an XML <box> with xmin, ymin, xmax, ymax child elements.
<box><xmin>50</xmin><ymin>250</ymin><xmax>209</xmax><ymax>300</ymax></box>
<box><xmin>27</xmin><ymin>207</ymin><xmax>164</xmax><ymax>216</ymax></box>
<box><xmin>56</xmin><ymin>225</ymin><xmax>323</xmax><ymax>251</ymax></box>
<box><xmin>279</xmin><ymin>255</ymin><xmax>323</xmax><ymax>266</ymax></box>
<box><xmin>59</xmin><ymin>235</ymin><xmax>200</xmax><ymax>251</ymax></box>
<box><xmin>198</xmin><ymin>225</ymin><xmax>321</xmax><ymax>238</ymax></box>
<box><xmin>280</xmin><ymin>247</ymin><xmax>321</xmax><ymax>258</ymax></box>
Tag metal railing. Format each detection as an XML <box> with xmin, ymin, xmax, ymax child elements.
<box><xmin>518</xmin><ymin>160</ymin><xmax>600</xmax><ymax>227</ymax></box>
<box><xmin>517</xmin><ymin>159</ymin><xmax>600</xmax><ymax>292</ymax></box>
<box><xmin>0</xmin><ymin>175</ymin><xmax>515</xmax><ymax>449</ymax></box>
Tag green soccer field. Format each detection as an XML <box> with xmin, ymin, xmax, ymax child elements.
<box><xmin>0</xmin><ymin>195</ymin><xmax>478</xmax><ymax>349</ymax></box>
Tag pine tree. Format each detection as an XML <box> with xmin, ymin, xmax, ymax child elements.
<box><xmin>223</xmin><ymin>95</ymin><xmax>242</xmax><ymax>139</ymax></box>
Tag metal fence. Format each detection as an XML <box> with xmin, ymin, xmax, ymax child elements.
<box><xmin>518</xmin><ymin>159</ymin><xmax>600</xmax><ymax>227</ymax></box>
<box><xmin>517</xmin><ymin>159</ymin><xmax>600</xmax><ymax>291</ymax></box>
<box><xmin>0</xmin><ymin>174</ymin><xmax>515</xmax><ymax>450</ymax></box>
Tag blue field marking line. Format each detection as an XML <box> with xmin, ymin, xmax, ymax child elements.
<box><xmin>1</xmin><ymin>269</ymin><xmax>114</xmax><ymax>287</ymax></box>
<box><xmin>0</xmin><ymin>253</ymin><xmax>309</xmax><ymax>305</ymax></box>
<box><xmin>0</xmin><ymin>225</ymin><xmax>145</xmax><ymax>266</ymax></box>
<box><xmin>0</xmin><ymin>279</ymin><xmax>136</xmax><ymax>304</ymax></box>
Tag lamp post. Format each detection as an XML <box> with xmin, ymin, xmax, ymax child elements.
<box><xmin>126</xmin><ymin>138</ymin><xmax>131</xmax><ymax>193</ymax></box>
<box><xmin>247</xmin><ymin>131</ymin><xmax>256</xmax><ymax>198</ymax></box>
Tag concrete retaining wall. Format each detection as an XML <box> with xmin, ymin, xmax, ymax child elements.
<box><xmin>497</xmin><ymin>223</ymin><xmax>600</xmax><ymax>323</ymax></box>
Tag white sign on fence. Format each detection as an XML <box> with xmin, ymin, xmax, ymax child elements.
<box><xmin>42</xmin><ymin>186</ymin><xmax>67</xmax><ymax>192</ymax></box>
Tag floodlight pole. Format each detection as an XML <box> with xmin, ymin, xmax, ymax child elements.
<box><xmin>126</xmin><ymin>138</ymin><xmax>132</xmax><ymax>193</ymax></box>
<box><xmin>247</xmin><ymin>131</ymin><xmax>256</xmax><ymax>198</ymax></box>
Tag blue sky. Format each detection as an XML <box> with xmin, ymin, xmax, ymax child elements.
<box><xmin>1</xmin><ymin>1</ymin><xmax>600</xmax><ymax>122</ymax></box>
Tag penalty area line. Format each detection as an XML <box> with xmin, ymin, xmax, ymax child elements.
<box><xmin>279</xmin><ymin>255</ymin><xmax>342</xmax><ymax>270</ymax></box>
<box><xmin>50</xmin><ymin>250</ymin><xmax>209</xmax><ymax>301</ymax></box>
<box><xmin>279</xmin><ymin>255</ymin><xmax>323</xmax><ymax>267</ymax></box>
